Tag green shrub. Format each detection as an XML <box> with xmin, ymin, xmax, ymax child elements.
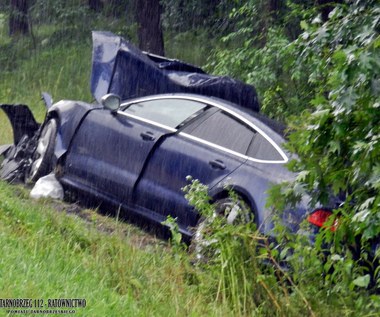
<box><xmin>268</xmin><ymin>0</ymin><xmax>379</xmax><ymax>274</ymax></box>
<box><xmin>182</xmin><ymin>177</ymin><xmax>318</xmax><ymax>316</ymax></box>
<box><xmin>207</xmin><ymin>0</ymin><xmax>379</xmax><ymax>298</ymax></box>
<box><xmin>179</xmin><ymin>177</ymin><xmax>380</xmax><ymax>315</ymax></box>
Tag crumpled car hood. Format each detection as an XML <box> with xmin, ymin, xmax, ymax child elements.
<box><xmin>90</xmin><ymin>31</ymin><xmax>260</xmax><ymax>111</ymax></box>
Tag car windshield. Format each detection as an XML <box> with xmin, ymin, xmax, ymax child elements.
<box><xmin>123</xmin><ymin>98</ymin><xmax>207</xmax><ymax>128</ymax></box>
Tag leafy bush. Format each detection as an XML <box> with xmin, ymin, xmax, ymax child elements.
<box><xmin>206</xmin><ymin>26</ymin><xmax>302</xmax><ymax>122</ymax></box>
<box><xmin>205</xmin><ymin>0</ymin><xmax>313</xmax><ymax>121</ymax></box>
<box><xmin>176</xmin><ymin>177</ymin><xmax>380</xmax><ymax>315</ymax></box>
<box><xmin>201</xmin><ymin>0</ymin><xmax>380</xmax><ymax>310</ymax></box>
<box><xmin>268</xmin><ymin>0</ymin><xmax>379</xmax><ymax>274</ymax></box>
<box><xmin>207</xmin><ymin>0</ymin><xmax>379</xmax><ymax>282</ymax></box>
<box><xmin>181</xmin><ymin>178</ymin><xmax>316</xmax><ymax>316</ymax></box>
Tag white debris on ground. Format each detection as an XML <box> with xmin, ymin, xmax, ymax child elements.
<box><xmin>30</xmin><ymin>173</ymin><xmax>64</xmax><ymax>200</ymax></box>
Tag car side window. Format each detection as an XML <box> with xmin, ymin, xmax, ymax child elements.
<box><xmin>184</xmin><ymin>111</ymin><xmax>255</xmax><ymax>155</ymax></box>
<box><xmin>183</xmin><ymin>109</ymin><xmax>285</xmax><ymax>161</ymax></box>
<box><xmin>246</xmin><ymin>133</ymin><xmax>284</xmax><ymax>161</ymax></box>
<box><xmin>123</xmin><ymin>98</ymin><xmax>207</xmax><ymax>128</ymax></box>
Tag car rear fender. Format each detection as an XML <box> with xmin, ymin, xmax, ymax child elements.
<box><xmin>211</xmin><ymin>162</ymin><xmax>311</xmax><ymax>235</ymax></box>
<box><xmin>209</xmin><ymin>163</ymin><xmax>284</xmax><ymax>234</ymax></box>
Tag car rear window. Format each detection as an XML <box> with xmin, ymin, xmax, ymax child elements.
<box><xmin>184</xmin><ymin>109</ymin><xmax>284</xmax><ymax>161</ymax></box>
<box><xmin>246</xmin><ymin>133</ymin><xmax>284</xmax><ymax>161</ymax></box>
<box><xmin>185</xmin><ymin>111</ymin><xmax>255</xmax><ymax>155</ymax></box>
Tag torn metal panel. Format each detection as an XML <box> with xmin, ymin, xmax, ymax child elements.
<box><xmin>42</xmin><ymin>91</ymin><xmax>53</xmax><ymax>109</ymax></box>
<box><xmin>1</xmin><ymin>104</ymin><xmax>40</xmax><ymax>145</ymax></box>
<box><xmin>0</xmin><ymin>104</ymin><xmax>40</xmax><ymax>183</ymax></box>
<box><xmin>0</xmin><ymin>144</ymin><xmax>12</xmax><ymax>157</ymax></box>
<box><xmin>90</xmin><ymin>31</ymin><xmax>260</xmax><ymax>112</ymax></box>
<box><xmin>0</xmin><ymin>134</ymin><xmax>39</xmax><ymax>183</ymax></box>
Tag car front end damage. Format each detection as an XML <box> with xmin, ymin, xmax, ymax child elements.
<box><xmin>0</xmin><ymin>103</ymin><xmax>41</xmax><ymax>183</ymax></box>
<box><xmin>1</xmin><ymin>96</ymin><xmax>104</xmax><ymax>184</ymax></box>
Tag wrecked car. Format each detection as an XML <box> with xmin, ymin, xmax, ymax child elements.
<box><xmin>0</xmin><ymin>31</ymin><xmax>335</xmax><ymax>243</ymax></box>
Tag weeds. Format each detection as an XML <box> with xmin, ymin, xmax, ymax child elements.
<box><xmin>180</xmin><ymin>178</ymin><xmax>303</xmax><ymax>316</ymax></box>
<box><xmin>178</xmin><ymin>177</ymin><xmax>380</xmax><ymax>316</ymax></box>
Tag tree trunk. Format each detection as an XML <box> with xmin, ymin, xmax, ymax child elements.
<box><xmin>9</xmin><ymin>0</ymin><xmax>29</xmax><ymax>36</ymax></box>
<box><xmin>108</xmin><ymin>0</ymin><xmax>125</xmax><ymax>17</ymax></box>
<box><xmin>317</xmin><ymin>0</ymin><xmax>343</xmax><ymax>22</ymax></box>
<box><xmin>257</xmin><ymin>0</ymin><xmax>282</xmax><ymax>47</ymax></box>
<box><xmin>136</xmin><ymin>0</ymin><xmax>165</xmax><ymax>56</ymax></box>
<box><xmin>89</xmin><ymin>0</ymin><xmax>103</xmax><ymax>12</ymax></box>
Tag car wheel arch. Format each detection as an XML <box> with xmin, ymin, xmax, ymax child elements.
<box><xmin>44</xmin><ymin>111</ymin><xmax>65</xmax><ymax>163</ymax></box>
<box><xmin>25</xmin><ymin>117</ymin><xmax>58</xmax><ymax>182</ymax></box>
<box><xmin>210</xmin><ymin>186</ymin><xmax>258</xmax><ymax>226</ymax></box>
<box><xmin>190</xmin><ymin>187</ymin><xmax>258</xmax><ymax>262</ymax></box>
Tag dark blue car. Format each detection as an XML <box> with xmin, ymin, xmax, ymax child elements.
<box><xmin>1</xmin><ymin>32</ymin><xmax>335</xmax><ymax>242</ymax></box>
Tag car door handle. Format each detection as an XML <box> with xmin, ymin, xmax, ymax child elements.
<box><xmin>140</xmin><ymin>131</ymin><xmax>155</xmax><ymax>141</ymax></box>
<box><xmin>209</xmin><ymin>159</ymin><xmax>226</xmax><ymax>170</ymax></box>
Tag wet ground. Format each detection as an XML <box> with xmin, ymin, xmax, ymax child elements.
<box><xmin>24</xmin><ymin>182</ymin><xmax>169</xmax><ymax>251</ymax></box>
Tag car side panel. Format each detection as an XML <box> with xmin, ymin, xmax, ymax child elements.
<box><xmin>134</xmin><ymin>133</ymin><xmax>246</xmax><ymax>229</ymax></box>
<box><xmin>209</xmin><ymin>160</ymin><xmax>300</xmax><ymax>234</ymax></box>
<box><xmin>62</xmin><ymin>109</ymin><xmax>171</xmax><ymax>203</ymax></box>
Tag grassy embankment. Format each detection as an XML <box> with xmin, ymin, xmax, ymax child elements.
<box><xmin>0</xmin><ymin>34</ymin><xmax>93</xmax><ymax>144</ymax></box>
<box><xmin>0</xmin><ymin>181</ymin><xmax>235</xmax><ymax>316</ymax></box>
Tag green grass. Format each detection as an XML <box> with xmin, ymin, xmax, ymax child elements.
<box><xmin>1</xmin><ymin>180</ymin><xmax>380</xmax><ymax>316</ymax></box>
<box><xmin>0</xmin><ymin>181</ymin><xmax>234</xmax><ymax>316</ymax></box>
<box><xmin>0</xmin><ymin>26</ymin><xmax>93</xmax><ymax>144</ymax></box>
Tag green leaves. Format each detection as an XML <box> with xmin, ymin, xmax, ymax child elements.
<box><xmin>208</xmin><ymin>0</ymin><xmax>379</xmax><ymax>294</ymax></box>
<box><xmin>352</xmin><ymin>274</ymin><xmax>371</xmax><ymax>288</ymax></box>
<box><xmin>257</xmin><ymin>0</ymin><xmax>380</xmax><ymax>292</ymax></box>
<box><xmin>162</xmin><ymin>215</ymin><xmax>184</xmax><ymax>249</ymax></box>
<box><xmin>281</xmin><ymin>0</ymin><xmax>380</xmax><ymax>239</ymax></box>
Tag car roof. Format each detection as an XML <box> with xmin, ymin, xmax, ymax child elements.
<box><xmin>120</xmin><ymin>93</ymin><xmax>289</xmax><ymax>164</ymax></box>
<box><xmin>121</xmin><ymin>93</ymin><xmax>287</xmax><ymax>141</ymax></box>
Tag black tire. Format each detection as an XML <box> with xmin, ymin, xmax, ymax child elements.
<box><xmin>191</xmin><ymin>197</ymin><xmax>252</xmax><ymax>262</ymax></box>
<box><xmin>26</xmin><ymin>119</ymin><xmax>58</xmax><ymax>183</ymax></box>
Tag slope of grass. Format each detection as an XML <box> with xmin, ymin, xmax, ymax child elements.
<box><xmin>2</xmin><ymin>180</ymin><xmax>379</xmax><ymax>317</ymax></box>
<box><xmin>0</xmin><ymin>181</ymin><xmax>233</xmax><ymax>316</ymax></box>
<box><xmin>0</xmin><ymin>25</ymin><xmax>94</xmax><ymax>145</ymax></box>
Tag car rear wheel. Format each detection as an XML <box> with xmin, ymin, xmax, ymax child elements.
<box><xmin>192</xmin><ymin>197</ymin><xmax>252</xmax><ymax>262</ymax></box>
<box><xmin>26</xmin><ymin>118</ymin><xmax>58</xmax><ymax>183</ymax></box>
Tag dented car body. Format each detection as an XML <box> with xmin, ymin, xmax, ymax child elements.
<box><xmin>1</xmin><ymin>31</ymin><xmax>334</xmax><ymax>240</ymax></box>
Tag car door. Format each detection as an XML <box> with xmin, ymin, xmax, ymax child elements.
<box><xmin>134</xmin><ymin>106</ymin><xmax>255</xmax><ymax>230</ymax></box>
<box><xmin>63</xmin><ymin>107</ymin><xmax>174</xmax><ymax>203</ymax></box>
